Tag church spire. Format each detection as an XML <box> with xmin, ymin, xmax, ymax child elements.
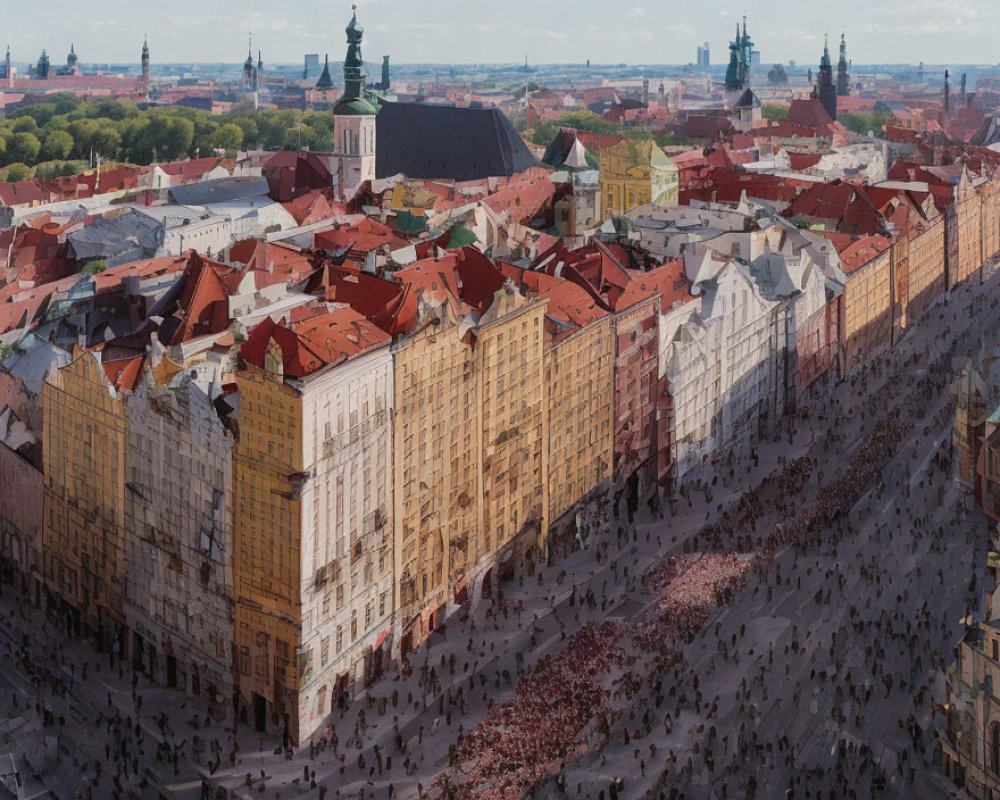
<box><xmin>334</xmin><ymin>4</ymin><xmax>377</xmax><ymax>115</ymax></box>
<box><xmin>814</xmin><ymin>34</ymin><xmax>837</xmax><ymax>121</ymax></box>
<box><xmin>836</xmin><ymin>33</ymin><xmax>850</xmax><ymax>96</ymax></box>
<box><xmin>343</xmin><ymin>4</ymin><xmax>365</xmax><ymax>101</ymax></box>
<box><xmin>944</xmin><ymin>68</ymin><xmax>951</xmax><ymax>116</ymax></box>
<box><xmin>316</xmin><ymin>53</ymin><xmax>334</xmax><ymax>89</ymax></box>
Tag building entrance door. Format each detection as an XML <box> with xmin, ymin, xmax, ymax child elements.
<box><xmin>253</xmin><ymin>692</ymin><xmax>267</xmax><ymax>733</ymax></box>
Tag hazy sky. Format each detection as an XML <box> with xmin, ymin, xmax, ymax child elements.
<box><xmin>6</xmin><ymin>0</ymin><xmax>1000</xmax><ymax>66</ymax></box>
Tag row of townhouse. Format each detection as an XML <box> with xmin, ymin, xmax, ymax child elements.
<box><xmin>0</xmin><ymin>239</ymin><xmax>683</xmax><ymax>745</ymax></box>
<box><xmin>5</xmin><ymin>162</ymin><xmax>1000</xmax><ymax>747</ymax></box>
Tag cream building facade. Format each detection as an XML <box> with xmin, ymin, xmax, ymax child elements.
<box><xmin>125</xmin><ymin>379</ymin><xmax>235</xmax><ymax>713</ymax></box>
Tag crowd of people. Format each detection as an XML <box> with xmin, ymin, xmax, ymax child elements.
<box><xmin>426</xmin><ymin>324</ymin><xmax>961</xmax><ymax>799</ymax></box>
<box><xmin>432</xmin><ymin>553</ymin><xmax>755</xmax><ymax>800</ymax></box>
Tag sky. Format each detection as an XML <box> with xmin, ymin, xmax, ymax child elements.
<box><xmin>6</xmin><ymin>0</ymin><xmax>1000</xmax><ymax>67</ymax></box>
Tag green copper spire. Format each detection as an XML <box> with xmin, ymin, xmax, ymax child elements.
<box><xmin>336</xmin><ymin>4</ymin><xmax>378</xmax><ymax>115</ymax></box>
<box><xmin>343</xmin><ymin>5</ymin><xmax>365</xmax><ymax>100</ymax></box>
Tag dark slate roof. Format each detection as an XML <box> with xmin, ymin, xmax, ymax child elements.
<box><xmin>375</xmin><ymin>101</ymin><xmax>537</xmax><ymax>181</ymax></box>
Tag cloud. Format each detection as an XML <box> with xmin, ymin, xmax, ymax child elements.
<box><xmin>625</xmin><ymin>7</ymin><xmax>646</xmax><ymax>17</ymax></box>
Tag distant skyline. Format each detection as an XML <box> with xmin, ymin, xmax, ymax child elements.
<box><xmin>6</xmin><ymin>0</ymin><xmax>1000</xmax><ymax>67</ymax></box>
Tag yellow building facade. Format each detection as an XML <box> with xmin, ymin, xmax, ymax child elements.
<box><xmin>393</xmin><ymin>289</ymin><xmax>548</xmax><ymax>656</ymax></box>
<box><xmin>906</xmin><ymin>213</ymin><xmax>946</xmax><ymax>322</ymax></box>
<box><xmin>600</xmin><ymin>139</ymin><xmax>680</xmax><ymax>219</ymax></box>
<box><xmin>42</xmin><ymin>350</ymin><xmax>129</xmax><ymax>650</ymax></box>
<box><xmin>841</xmin><ymin>247</ymin><xmax>892</xmax><ymax>373</ymax></box>
<box><xmin>233</xmin><ymin>360</ymin><xmax>303</xmax><ymax>741</ymax></box>
<box><xmin>545</xmin><ymin>318</ymin><xmax>615</xmax><ymax>526</ymax></box>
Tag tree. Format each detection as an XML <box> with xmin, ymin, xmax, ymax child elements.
<box><xmin>555</xmin><ymin>110</ymin><xmax>621</xmax><ymax>135</ymax></box>
<box><xmin>762</xmin><ymin>105</ymin><xmax>789</xmax><ymax>121</ymax></box>
<box><xmin>211</xmin><ymin>123</ymin><xmax>244</xmax><ymax>155</ymax></box>
<box><xmin>514</xmin><ymin>81</ymin><xmax>541</xmax><ymax>99</ymax></box>
<box><xmin>529</xmin><ymin>121</ymin><xmax>557</xmax><ymax>146</ymax></box>
<box><xmin>91</xmin><ymin>124</ymin><xmax>122</xmax><ymax>160</ymax></box>
<box><xmin>5</xmin><ymin>132</ymin><xmax>41</xmax><ymax>165</ymax></box>
<box><xmin>158</xmin><ymin>117</ymin><xmax>195</xmax><ymax>160</ymax></box>
<box><xmin>18</xmin><ymin>103</ymin><xmax>57</xmax><ymax>127</ymax></box>
<box><xmin>839</xmin><ymin>111</ymin><xmax>892</xmax><ymax>136</ymax></box>
<box><xmin>52</xmin><ymin>93</ymin><xmax>82</xmax><ymax>116</ymax></box>
<box><xmin>190</xmin><ymin>117</ymin><xmax>218</xmax><ymax>159</ymax></box>
<box><xmin>625</xmin><ymin>127</ymin><xmax>655</xmax><ymax>142</ymax></box>
<box><xmin>230</xmin><ymin>117</ymin><xmax>259</xmax><ymax>149</ymax></box>
<box><xmin>4</xmin><ymin>163</ymin><xmax>30</xmax><ymax>182</ymax></box>
<box><xmin>11</xmin><ymin>116</ymin><xmax>39</xmax><ymax>134</ymax></box>
<box><xmin>41</xmin><ymin>129</ymin><xmax>74</xmax><ymax>161</ymax></box>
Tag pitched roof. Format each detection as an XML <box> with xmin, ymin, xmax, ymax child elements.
<box><xmin>500</xmin><ymin>261</ymin><xmax>607</xmax><ymax>330</ymax></box>
<box><xmin>241</xmin><ymin>308</ymin><xmax>389</xmax><ymax>379</ymax></box>
<box><xmin>375</xmin><ymin>101</ymin><xmax>537</xmax><ymax>181</ymax></box>
<box><xmin>618</xmin><ymin>259</ymin><xmax>693</xmax><ymax>312</ymax></box>
<box><xmin>823</xmin><ymin>233</ymin><xmax>891</xmax><ymax>273</ymax></box>
<box><xmin>169</xmin><ymin>253</ymin><xmax>241</xmax><ymax>345</ymax></box>
<box><xmin>307</xmin><ymin>262</ymin><xmax>419</xmax><ymax>337</ymax></box>
<box><xmin>788</xmin><ymin>98</ymin><xmax>835</xmax><ymax>130</ymax></box>
<box><xmin>315</xmin><ymin>217</ymin><xmax>409</xmax><ymax>256</ymax></box>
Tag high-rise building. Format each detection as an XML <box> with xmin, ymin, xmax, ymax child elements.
<box><xmin>303</xmin><ymin>53</ymin><xmax>319</xmax><ymax>80</ymax></box>
<box><xmin>702</xmin><ymin>41</ymin><xmax>710</xmax><ymax>66</ymax></box>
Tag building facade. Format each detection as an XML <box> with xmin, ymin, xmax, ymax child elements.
<box><xmin>545</xmin><ymin>317</ymin><xmax>615</xmax><ymax>527</ymax></box>
<box><xmin>906</xmin><ymin>212</ymin><xmax>946</xmax><ymax>322</ymax></box>
<box><xmin>42</xmin><ymin>350</ymin><xmax>129</xmax><ymax>651</ymax></box>
<box><xmin>296</xmin><ymin>345</ymin><xmax>394</xmax><ymax>738</ymax></box>
<box><xmin>838</xmin><ymin>239</ymin><xmax>893</xmax><ymax>373</ymax></box>
<box><xmin>393</xmin><ymin>289</ymin><xmax>548</xmax><ymax>657</ymax></box>
<box><xmin>0</xmin><ymin>441</ymin><xmax>43</xmax><ymax>601</ymax></box>
<box><xmin>600</xmin><ymin>139</ymin><xmax>679</xmax><ymax>219</ymax></box>
<box><xmin>124</xmin><ymin>380</ymin><xmax>235</xmax><ymax>716</ymax></box>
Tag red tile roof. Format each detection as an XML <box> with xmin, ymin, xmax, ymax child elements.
<box><xmin>315</xmin><ymin>218</ymin><xmax>410</xmax><ymax>256</ymax></box>
<box><xmin>619</xmin><ymin>259</ymin><xmax>693</xmax><ymax>312</ymax></box>
<box><xmin>169</xmin><ymin>253</ymin><xmax>241</xmax><ymax>345</ymax></box>
<box><xmin>500</xmin><ymin>261</ymin><xmax>607</xmax><ymax>331</ymax></box>
<box><xmin>241</xmin><ymin>308</ymin><xmax>389</xmax><ymax>379</ymax></box>
<box><xmin>0</xmin><ymin>180</ymin><xmax>53</xmax><ymax>208</ymax></box>
<box><xmin>786</xmin><ymin>182</ymin><xmax>886</xmax><ymax>235</ymax></box>
<box><xmin>823</xmin><ymin>233</ymin><xmax>892</xmax><ymax>274</ymax></box>
<box><xmin>102</xmin><ymin>354</ymin><xmax>145</xmax><ymax>392</ymax></box>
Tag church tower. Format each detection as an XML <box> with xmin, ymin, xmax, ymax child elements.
<box><xmin>943</xmin><ymin>69</ymin><xmax>951</xmax><ymax>117</ymax></box>
<box><xmin>836</xmin><ymin>34</ymin><xmax>850</xmax><ymax>97</ymax></box>
<box><xmin>37</xmin><ymin>50</ymin><xmax>50</xmax><ymax>80</ymax></box>
<box><xmin>4</xmin><ymin>46</ymin><xmax>11</xmax><ymax>89</ymax></box>
<box><xmin>140</xmin><ymin>35</ymin><xmax>150</xmax><ymax>95</ymax></box>
<box><xmin>332</xmin><ymin>5</ymin><xmax>378</xmax><ymax>200</ymax></box>
<box><xmin>813</xmin><ymin>36</ymin><xmax>837</xmax><ymax>121</ymax></box>
<box><xmin>241</xmin><ymin>39</ymin><xmax>255</xmax><ymax>93</ymax></box>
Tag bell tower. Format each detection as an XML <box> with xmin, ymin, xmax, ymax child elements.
<box><xmin>140</xmin><ymin>35</ymin><xmax>150</xmax><ymax>96</ymax></box>
<box><xmin>332</xmin><ymin>4</ymin><xmax>377</xmax><ymax>200</ymax></box>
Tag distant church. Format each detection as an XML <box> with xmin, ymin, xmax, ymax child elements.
<box><xmin>812</xmin><ymin>36</ymin><xmax>838</xmax><ymax>121</ymax></box>
<box><xmin>330</xmin><ymin>5</ymin><xmax>536</xmax><ymax>199</ymax></box>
